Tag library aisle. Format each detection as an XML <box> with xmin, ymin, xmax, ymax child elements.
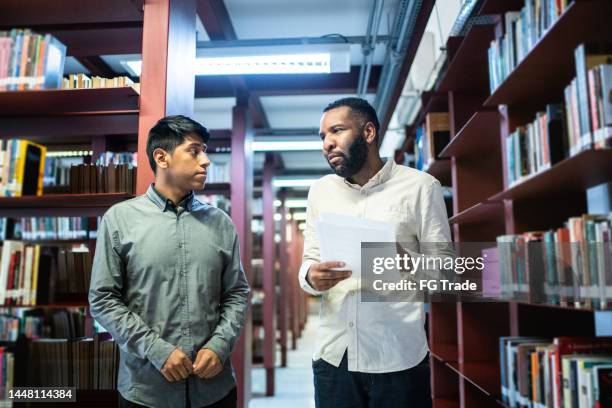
<box><xmin>250</xmin><ymin>313</ymin><xmax>318</xmax><ymax>408</ymax></box>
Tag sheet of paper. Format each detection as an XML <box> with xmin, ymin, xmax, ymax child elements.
<box><xmin>315</xmin><ymin>212</ymin><xmax>396</xmax><ymax>278</ymax></box>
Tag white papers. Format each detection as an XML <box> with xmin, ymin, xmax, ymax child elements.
<box><xmin>315</xmin><ymin>213</ymin><xmax>396</xmax><ymax>278</ymax></box>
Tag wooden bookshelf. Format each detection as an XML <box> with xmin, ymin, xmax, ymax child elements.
<box><xmin>0</xmin><ymin>87</ymin><xmax>139</xmax><ymax>117</ymax></box>
<box><xmin>0</xmin><ymin>0</ymin><xmax>199</xmax><ymax>406</ymax></box>
<box><xmin>427</xmin><ymin>159</ymin><xmax>452</xmax><ymax>186</ymax></box>
<box><xmin>439</xmin><ymin>109</ymin><xmax>500</xmax><ymax>159</ymax></box>
<box><xmin>398</xmin><ymin>1</ymin><xmax>612</xmax><ymax>407</ymax></box>
<box><xmin>0</xmin><ymin>193</ymin><xmax>134</xmax><ymax>217</ymax></box>
<box><xmin>437</xmin><ymin>23</ymin><xmax>498</xmax><ymax>93</ymax></box>
<box><xmin>448</xmin><ymin>202</ymin><xmax>503</xmax><ymax>226</ymax></box>
<box><xmin>484</xmin><ymin>0</ymin><xmax>612</xmax><ymax>110</ymax></box>
<box><xmin>489</xmin><ymin>148</ymin><xmax>612</xmax><ymax>201</ymax></box>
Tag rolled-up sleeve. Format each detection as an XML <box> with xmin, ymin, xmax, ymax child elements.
<box><xmin>88</xmin><ymin>214</ymin><xmax>175</xmax><ymax>371</ymax></box>
<box><xmin>298</xmin><ymin>186</ymin><xmax>325</xmax><ymax>296</ymax></box>
<box><xmin>202</xmin><ymin>225</ymin><xmax>250</xmax><ymax>363</ymax></box>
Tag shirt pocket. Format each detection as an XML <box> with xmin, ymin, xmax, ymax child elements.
<box><xmin>372</xmin><ymin>207</ymin><xmax>418</xmax><ymax>243</ymax></box>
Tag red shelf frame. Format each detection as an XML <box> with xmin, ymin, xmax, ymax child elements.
<box><xmin>439</xmin><ymin>110</ymin><xmax>500</xmax><ymax>159</ymax></box>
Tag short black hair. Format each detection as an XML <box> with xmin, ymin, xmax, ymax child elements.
<box><xmin>323</xmin><ymin>97</ymin><xmax>380</xmax><ymax>140</ymax></box>
<box><xmin>146</xmin><ymin>115</ymin><xmax>210</xmax><ymax>173</ymax></box>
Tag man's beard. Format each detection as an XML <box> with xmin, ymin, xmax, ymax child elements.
<box><xmin>327</xmin><ymin>135</ymin><xmax>368</xmax><ymax>179</ymax></box>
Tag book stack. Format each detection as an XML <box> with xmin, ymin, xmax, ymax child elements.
<box><xmin>496</xmin><ymin>213</ymin><xmax>612</xmax><ymax>309</ymax></box>
<box><xmin>500</xmin><ymin>336</ymin><xmax>612</xmax><ymax>408</ymax></box>
<box><xmin>0</xmin><ymin>29</ymin><xmax>66</xmax><ymax>91</ymax></box>
<box><xmin>62</xmin><ymin>73</ymin><xmax>138</xmax><ymax>91</ymax></box>
<box><xmin>505</xmin><ymin>104</ymin><xmax>567</xmax><ymax>186</ymax></box>
<box><xmin>69</xmin><ymin>164</ymin><xmax>136</xmax><ymax>194</ymax></box>
<box><xmin>413</xmin><ymin>113</ymin><xmax>450</xmax><ymax>171</ymax></box>
<box><xmin>28</xmin><ymin>334</ymin><xmax>118</xmax><ymax>390</ymax></box>
<box><xmin>565</xmin><ymin>49</ymin><xmax>612</xmax><ymax>156</ymax></box>
<box><xmin>0</xmin><ymin>348</ymin><xmax>14</xmax><ymax>402</ymax></box>
<box><xmin>0</xmin><ymin>139</ymin><xmax>47</xmax><ymax>197</ymax></box>
<box><xmin>488</xmin><ymin>1</ymin><xmax>572</xmax><ymax>92</ymax></box>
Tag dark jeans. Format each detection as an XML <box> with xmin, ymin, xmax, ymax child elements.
<box><xmin>313</xmin><ymin>351</ymin><xmax>432</xmax><ymax>408</ymax></box>
<box><xmin>118</xmin><ymin>386</ymin><xmax>237</xmax><ymax>408</ymax></box>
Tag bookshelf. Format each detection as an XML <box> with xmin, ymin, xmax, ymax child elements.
<box><xmin>395</xmin><ymin>0</ymin><xmax>612</xmax><ymax>407</ymax></box>
<box><xmin>0</xmin><ymin>0</ymin><xmax>200</xmax><ymax>406</ymax></box>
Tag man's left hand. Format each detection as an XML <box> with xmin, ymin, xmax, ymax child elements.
<box><xmin>193</xmin><ymin>349</ymin><xmax>223</xmax><ymax>379</ymax></box>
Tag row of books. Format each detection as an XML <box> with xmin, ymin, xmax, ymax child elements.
<box><xmin>413</xmin><ymin>112</ymin><xmax>450</xmax><ymax>172</ymax></box>
<box><xmin>1</xmin><ymin>217</ymin><xmax>91</xmax><ymax>241</ymax></box>
<box><xmin>0</xmin><ymin>29</ymin><xmax>66</xmax><ymax>91</ymax></box>
<box><xmin>505</xmin><ymin>104</ymin><xmax>566</xmax><ymax>187</ymax></box>
<box><xmin>0</xmin><ymin>348</ymin><xmax>14</xmax><ymax>403</ymax></box>
<box><xmin>495</xmin><ymin>213</ymin><xmax>612</xmax><ymax>309</ymax></box>
<box><xmin>0</xmin><ymin>308</ymin><xmax>93</xmax><ymax>342</ymax></box>
<box><xmin>488</xmin><ymin>0</ymin><xmax>572</xmax><ymax>91</ymax></box>
<box><xmin>69</xmin><ymin>164</ymin><xmax>136</xmax><ymax>194</ymax></box>
<box><xmin>44</xmin><ymin>152</ymin><xmax>137</xmax><ymax>188</ymax></box>
<box><xmin>504</xmin><ymin>60</ymin><xmax>611</xmax><ymax>187</ymax></box>
<box><xmin>500</xmin><ymin>336</ymin><xmax>612</xmax><ymax>408</ymax></box>
<box><xmin>565</xmin><ymin>59</ymin><xmax>612</xmax><ymax>155</ymax></box>
<box><xmin>61</xmin><ymin>73</ymin><xmax>137</xmax><ymax>90</ymax></box>
<box><xmin>28</xmin><ymin>334</ymin><xmax>118</xmax><ymax>390</ymax></box>
<box><xmin>0</xmin><ymin>242</ymin><xmax>92</xmax><ymax>306</ymax></box>
<box><xmin>0</xmin><ymin>139</ymin><xmax>46</xmax><ymax>197</ymax></box>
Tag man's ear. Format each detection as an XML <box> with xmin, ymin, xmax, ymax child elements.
<box><xmin>153</xmin><ymin>148</ymin><xmax>170</xmax><ymax>171</ymax></box>
<box><xmin>363</xmin><ymin>122</ymin><xmax>377</xmax><ymax>145</ymax></box>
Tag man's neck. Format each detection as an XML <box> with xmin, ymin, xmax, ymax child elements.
<box><xmin>348</xmin><ymin>154</ymin><xmax>385</xmax><ymax>186</ymax></box>
<box><xmin>153</xmin><ymin>177</ymin><xmax>190</xmax><ymax>206</ymax></box>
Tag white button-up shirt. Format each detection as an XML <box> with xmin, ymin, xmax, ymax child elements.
<box><xmin>299</xmin><ymin>159</ymin><xmax>452</xmax><ymax>373</ymax></box>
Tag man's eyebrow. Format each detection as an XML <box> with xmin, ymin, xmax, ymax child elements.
<box><xmin>186</xmin><ymin>142</ymin><xmax>205</xmax><ymax>148</ymax></box>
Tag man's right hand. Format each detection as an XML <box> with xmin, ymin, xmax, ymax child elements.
<box><xmin>161</xmin><ymin>348</ymin><xmax>193</xmax><ymax>382</ymax></box>
<box><xmin>306</xmin><ymin>261</ymin><xmax>352</xmax><ymax>291</ymax></box>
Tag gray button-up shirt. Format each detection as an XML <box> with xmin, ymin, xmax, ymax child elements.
<box><xmin>89</xmin><ymin>185</ymin><xmax>250</xmax><ymax>408</ymax></box>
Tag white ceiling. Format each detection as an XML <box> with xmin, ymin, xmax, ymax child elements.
<box><xmin>61</xmin><ymin>0</ymin><xmax>463</xmax><ymax>176</ymax></box>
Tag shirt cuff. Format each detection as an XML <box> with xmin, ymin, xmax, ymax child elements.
<box><xmin>202</xmin><ymin>336</ymin><xmax>230</xmax><ymax>364</ymax></box>
<box><xmin>299</xmin><ymin>260</ymin><xmax>325</xmax><ymax>296</ymax></box>
<box><xmin>146</xmin><ymin>338</ymin><xmax>176</xmax><ymax>371</ymax></box>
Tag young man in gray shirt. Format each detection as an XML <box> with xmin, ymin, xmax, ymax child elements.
<box><xmin>89</xmin><ymin>115</ymin><xmax>250</xmax><ymax>408</ymax></box>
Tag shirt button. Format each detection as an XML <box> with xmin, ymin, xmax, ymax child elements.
<box><xmin>349</xmin><ymin>322</ymin><xmax>354</xmax><ymax>327</ymax></box>
<box><xmin>179</xmin><ymin>242</ymin><xmax>184</xmax><ymax>248</ymax></box>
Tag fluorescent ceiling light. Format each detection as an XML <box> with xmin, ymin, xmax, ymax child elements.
<box><xmin>286</xmin><ymin>199</ymin><xmax>308</xmax><ymax>208</ymax></box>
<box><xmin>274</xmin><ymin>200</ymin><xmax>282</xmax><ymax>207</ymax></box>
<box><xmin>272</xmin><ymin>178</ymin><xmax>318</xmax><ymax>188</ymax></box>
<box><xmin>253</xmin><ymin>140</ymin><xmax>322</xmax><ymax>152</ymax></box>
<box><xmin>122</xmin><ymin>44</ymin><xmax>350</xmax><ymax>77</ymax></box>
<box><xmin>198</xmin><ymin>53</ymin><xmax>331</xmax><ymax>75</ymax></box>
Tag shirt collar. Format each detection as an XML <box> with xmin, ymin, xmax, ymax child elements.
<box><xmin>342</xmin><ymin>158</ymin><xmax>395</xmax><ymax>190</ymax></box>
<box><xmin>146</xmin><ymin>184</ymin><xmax>195</xmax><ymax>213</ymax></box>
